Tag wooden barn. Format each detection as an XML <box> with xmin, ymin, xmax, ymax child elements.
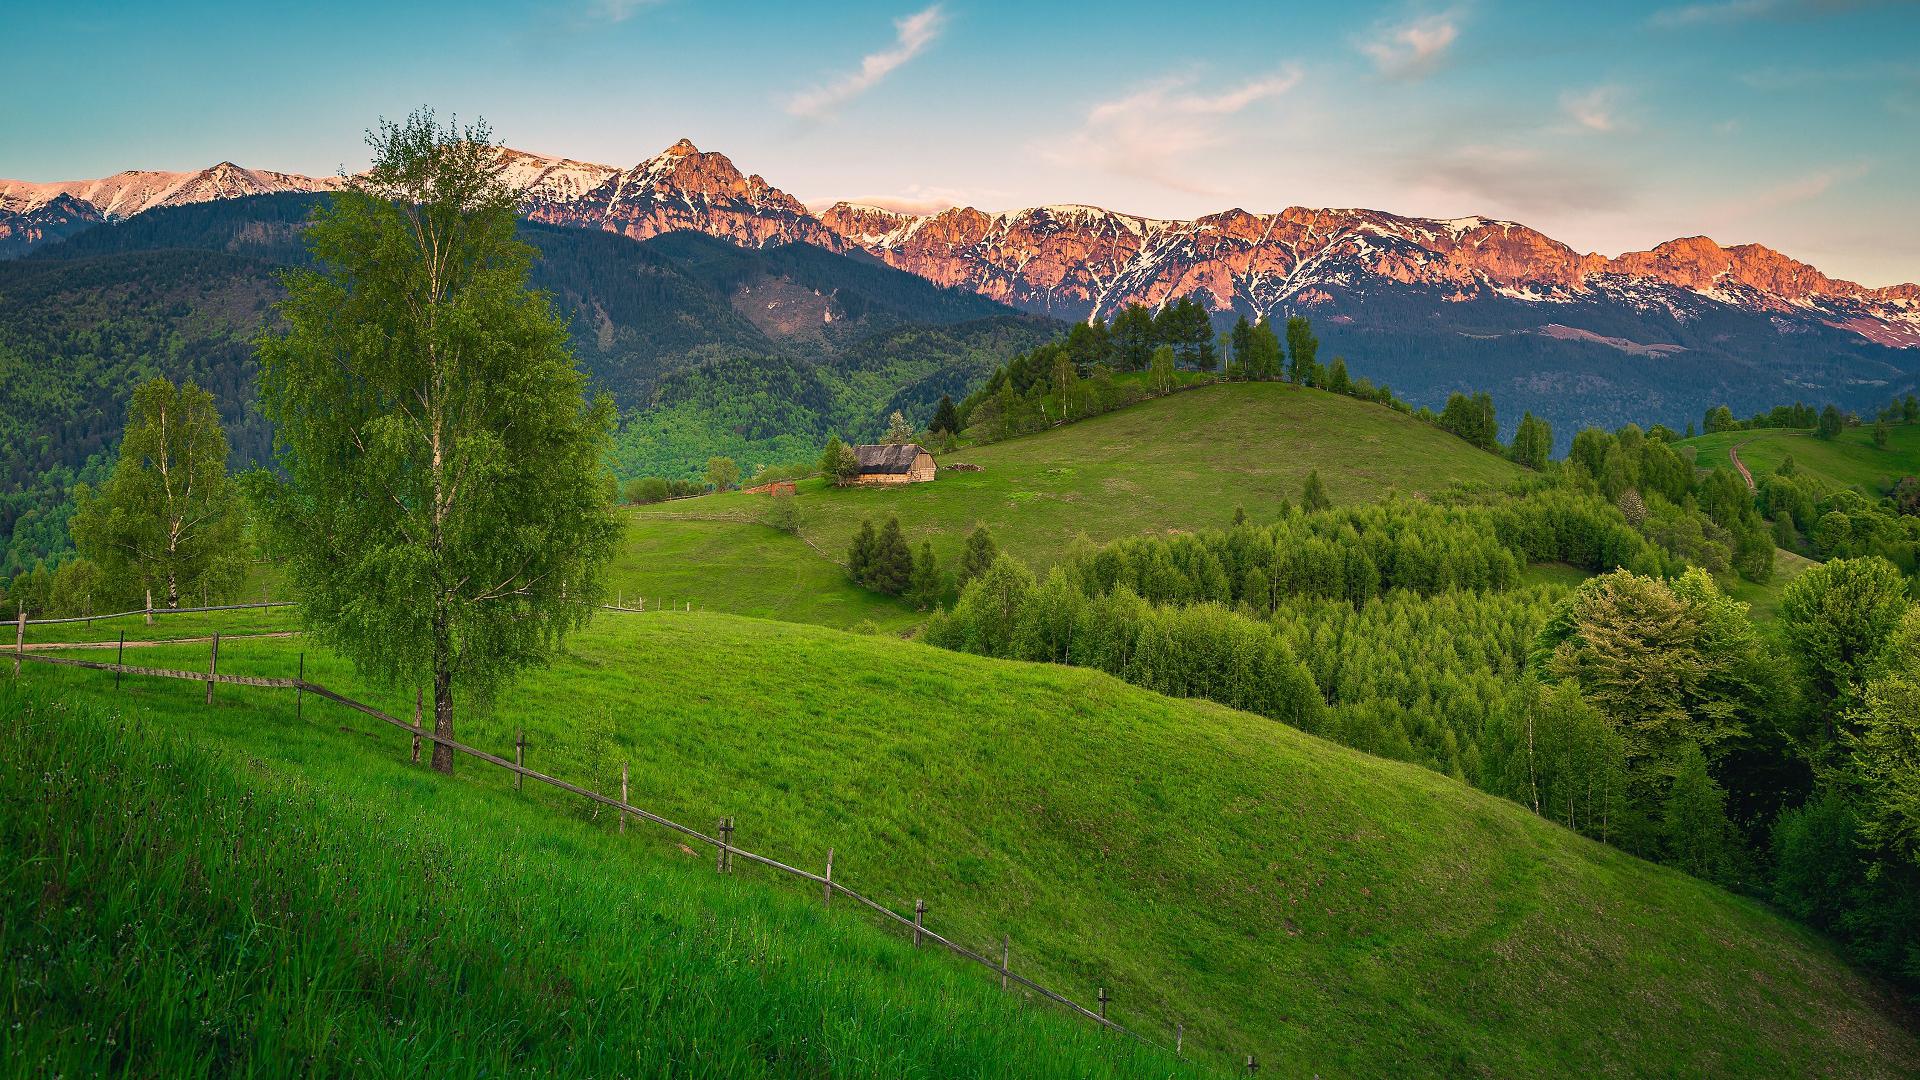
<box><xmin>851</xmin><ymin>443</ymin><xmax>937</xmax><ymax>485</ymax></box>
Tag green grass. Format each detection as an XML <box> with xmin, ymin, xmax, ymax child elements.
<box><xmin>1682</xmin><ymin>423</ymin><xmax>1920</xmax><ymax>495</ymax></box>
<box><xmin>626</xmin><ymin>383</ymin><xmax>1524</xmax><ymax>624</ymax></box>
<box><xmin>608</xmin><ymin>514</ymin><xmax>918</xmax><ymax>632</ymax></box>
<box><xmin>1</xmin><ymin>682</ymin><xmax>1194</xmax><ymax>1079</ymax></box>
<box><xmin>14</xmin><ymin>609</ymin><xmax>1917</xmax><ymax>1077</ymax></box>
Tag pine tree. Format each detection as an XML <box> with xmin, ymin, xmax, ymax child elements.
<box><xmin>958</xmin><ymin>523</ymin><xmax>999</xmax><ymax>587</ymax></box>
<box><xmin>930</xmin><ymin>395</ymin><xmax>961</xmax><ymax>436</ymax></box>
<box><xmin>869</xmin><ymin>516</ymin><xmax>913</xmax><ymax>595</ymax></box>
<box><xmin>1112</xmin><ymin>303</ymin><xmax>1156</xmax><ymax>371</ymax></box>
<box><xmin>1302</xmin><ymin>470</ymin><xmax>1331</xmax><ymax>513</ymax></box>
<box><xmin>1664</xmin><ymin>744</ymin><xmax>1733</xmax><ymax>882</ymax></box>
<box><xmin>908</xmin><ymin>540</ymin><xmax>941</xmax><ymax>610</ymax></box>
<box><xmin>1817</xmin><ymin>404</ymin><xmax>1844</xmax><ymax>440</ymax></box>
<box><xmin>848</xmin><ymin>519</ymin><xmax>877</xmax><ymax>585</ymax></box>
<box><xmin>883</xmin><ymin>410</ymin><xmax>916</xmax><ymax>444</ymax></box>
<box><xmin>1873</xmin><ymin>418</ymin><xmax>1890</xmax><ymax>449</ymax></box>
<box><xmin>1229</xmin><ymin>316</ymin><xmax>1255</xmax><ymax>377</ymax></box>
<box><xmin>1326</xmin><ymin>356</ymin><xmax>1351</xmax><ymax>395</ymax></box>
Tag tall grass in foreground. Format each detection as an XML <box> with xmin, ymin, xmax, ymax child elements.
<box><xmin>0</xmin><ymin>685</ymin><xmax>1200</xmax><ymax>1078</ymax></box>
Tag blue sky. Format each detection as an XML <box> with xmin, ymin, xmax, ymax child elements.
<box><xmin>5</xmin><ymin>0</ymin><xmax>1917</xmax><ymax>284</ymax></box>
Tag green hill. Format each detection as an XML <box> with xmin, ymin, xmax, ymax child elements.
<box><xmin>1682</xmin><ymin>423</ymin><xmax>1920</xmax><ymax>495</ymax></box>
<box><xmin>622</xmin><ymin>382</ymin><xmax>1525</xmax><ymax>624</ymax></box>
<box><xmin>15</xmin><ymin>609</ymin><xmax>1917</xmax><ymax>1077</ymax></box>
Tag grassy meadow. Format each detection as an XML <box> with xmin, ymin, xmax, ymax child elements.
<box><xmin>632</xmin><ymin>382</ymin><xmax>1525</xmax><ymax>582</ymax></box>
<box><xmin>1682</xmin><ymin>423</ymin><xmax>1920</xmax><ymax>495</ymax></box>
<box><xmin>10</xmin><ymin>608</ymin><xmax>1918</xmax><ymax>1078</ymax></box>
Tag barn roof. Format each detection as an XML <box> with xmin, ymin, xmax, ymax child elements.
<box><xmin>853</xmin><ymin>443</ymin><xmax>926</xmax><ymax>474</ymax></box>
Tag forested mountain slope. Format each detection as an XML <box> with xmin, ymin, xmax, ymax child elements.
<box><xmin>0</xmin><ymin>193</ymin><xmax>1058</xmax><ymax>570</ymax></box>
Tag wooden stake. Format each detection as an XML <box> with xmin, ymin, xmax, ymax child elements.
<box><xmin>205</xmin><ymin>631</ymin><xmax>219</xmax><ymax>704</ymax></box>
<box><xmin>823</xmin><ymin>848</ymin><xmax>834</xmax><ymax>906</ymax></box>
<box><xmin>716</xmin><ymin>817</ymin><xmax>733</xmax><ymax>872</ymax></box>
<box><xmin>515</xmin><ymin>730</ymin><xmax>525</xmax><ymax>791</ymax></box>
<box><xmin>411</xmin><ymin>690</ymin><xmax>423</xmax><ymax>764</ymax></box>
<box><xmin>1001</xmin><ymin>935</ymin><xmax>1010</xmax><ymax>991</ymax></box>
<box><xmin>1246</xmin><ymin>1054</ymin><xmax>1259</xmax><ymax>1075</ymax></box>
<box><xmin>620</xmin><ymin>762</ymin><xmax>629</xmax><ymax>834</ymax></box>
<box><xmin>1097</xmin><ymin>987</ymin><xmax>1109</xmax><ymax>1020</ymax></box>
<box><xmin>1176</xmin><ymin>1023</ymin><xmax>1184</xmax><ymax>1057</ymax></box>
<box><xmin>13</xmin><ymin>608</ymin><xmax>23</xmax><ymax>678</ymax></box>
<box><xmin>115</xmin><ymin>632</ymin><xmax>125</xmax><ymax>692</ymax></box>
<box><xmin>913</xmin><ymin>898</ymin><xmax>926</xmax><ymax>947</ymax></box>
<box><xmin>295</xmin><ymin>653</ymin><xmax>303</xmax><ymax>719</ymax></box>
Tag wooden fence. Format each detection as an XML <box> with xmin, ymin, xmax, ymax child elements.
<box><xmin>7</xmin><ymin>628</ymin><xmax>1259</xmax><ymax>1073</ymax></box>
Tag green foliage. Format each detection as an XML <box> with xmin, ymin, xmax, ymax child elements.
<box><xmin>1439</xmin><ymin>392</ymin><xmax>1499</xmax><ymax>451</ymax></box>
<box><xmin>1664</xmin><ymin>743</ymin><xmax>1736</xmax><ymax>884</ymax></box>
<box><xmin>957</xmin><ymin>523</ymin><xmax>999</xmax><ymax>588</ymax></box>
<box><xmin>706</xmin><ymin>455</ymin><xmax>740</xmax><ymax>492</ymax></box>
<box><xmin>68</xmin><ymin>377</ymin><xmax>247</xmax><ymax>611</ymax></box>
<box><xmin>1511</xmin><ymin>411</ymin><xmax>1552</xmax><ymax>470</ymax></box>
<box><xmin>1284</xmin><ymin>315</ymin><xmax>1319</xmax><ymax>386</ymax></box>
<box><xmin>930</xmin><ymin>394</ymin><xmax>961</xmax><ymax>437</ymax></box>
<box><xmin>907</xmin><ymin>540</ymin><xmax>941</xmax><ymax>610</ymax></box>
<box><xmin>1778</xmin><ymin>556</ymin><xmax>1911</xmax><ymax>727</ymax></box>
<box><xmin>819</xmin><ymin>435</ymin><xmax>861</xmax><ymax>486</ymax></box>
<box><xmin>866</xmin><ymin>517</ymin><xmax>913</xmax><ymax>596</ymax></box>
<box><xmin>253</xmin><ymin>110</ymin><xmax>617</xmax><ymax>771</ymax></box>
<box><xmin>1818</xmin><ymin>404</ymin><xmax>1846</xmax><ymax>440</ymax></box>
<box><xmin>1301</xmin><ymin>470</ymin><xmax>1330</xmax><ymax>513</ymax></box>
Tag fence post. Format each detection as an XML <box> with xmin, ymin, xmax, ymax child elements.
<box><xmin>1175</xmin><ymin>1023</ymin><xmax>1184</xmax><ymax>1057</ymax></box>
<box><xmin>295</xmin><ymin>653</ymin><xmax>304</xmax><ymax>720</ymax></box>
<box><xmin>620</xmin><ymin>762</ymin><xmax>629</xmax><ymax>834</ymax></box>
<box><xmin>823</xmin><ymin>848</ymin><xmax>834</xmax><ymax>906</ymax></box>
<box><xmin>1001</xmin><ymin>935</ymin><xmax>1010</xmax><ymax>991</ymax></box>
<box><xmin>412</xmin><ymin>690</ymin><xmax>423</xmax><ymax>764</ymax></box>
<box><xmin>116</xmin><ymin>632</ymin><xmax>125</xmax><ymax>692</ymax></box>
<box><xmin>1097</xmin><ymin>987</ymin><xmax>1109</xmax><ymax>1020</ymax></box>
<box><xmin>1246</xmin><ymin>1054</ymin><xmax>1258</xmax><ymax>1075</ymax></box>
<box><xmin>515</xmin><ymin>730</ymin><xmax>525</xmax><ymax>791</ymax></box>
<box><xmin>913</xmin><ymin>898</ymin><xmax>926</xmax><ymax>947</ymax></box>
<box><xmin>715</xmin><ymin>817</ymin><xmax>734</xmax><ymax>872</ymax></box>
<box><xmin>205</xmin><ymin>631</ymin><xmax>219</xmax><ymax>704</ymax></box>
<box><xmin>13</xmin><ymin>607</ymin><xmax>23</xmax><ymax>678</ymax></box>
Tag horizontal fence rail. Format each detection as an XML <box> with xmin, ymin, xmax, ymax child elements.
<box><xmin>8</xmin><ymin>641</ymin><xmax>1210</xmax><ymax>1066</ymax></box>
<box><xmin>19</xmin><ymin>599</ymin><xmax>682</xmax><ymax>627</ymax></box>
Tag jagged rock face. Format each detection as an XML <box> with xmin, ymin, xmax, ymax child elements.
<box><xmin>4</xmin><ymin>139</ymin><xmax>1915</xmax><ymax>348</ymax></box>
<box><xmin>523</xmin><ymin>139</ymin><xmax>833</xmax><ymax>249</ymax></box>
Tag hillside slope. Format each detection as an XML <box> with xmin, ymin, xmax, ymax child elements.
<box><xmin>1683</xmin><ymin>424</ymin><xmax>1920</xmax><ymax>496</ymax></box>
<box><xmin>629</xmin><ymin>382</ymin><xmax>1527</xmax><ymax>600</ymax></box>
<box><xmin>20</xmin><ymin>610</ymin><xmax>1918</xmax><ymax>1077</ymax></box>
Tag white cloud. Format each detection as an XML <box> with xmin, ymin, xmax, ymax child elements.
<box><xmin>1648</xmin><ymin>0</ymin><xmax>1775</xmax><ymax>27</ymax></box>
<box><xmin>1718</xmin><ymin>161</ymin><xmax>1871</xmax><ymax>218</ymax></box>
<box><xmin>585</xmin><ymin>0</ymin><xmax>664</xmax><ymax>23</ymax></box>
<box><xmin>1042</xmin><ymin>69</ymin><xmax>1305</xmax><ymax>193</ymax></box>
<box><xmin>784</xmin><ymin>5</ymin><xmax>946</xmax><ymax>119</ymax></box>
<box><xmin>1357</xmin><ymin>12</ymin><xmax>1461</xmax><ymax>80</ymax></box>
<box><xmin>1560</xmin><ymin>85</ymin><xmax>1628</xmax><ymax>133</ymax></box>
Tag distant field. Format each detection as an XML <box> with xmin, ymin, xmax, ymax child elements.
<box><xmin>636</xmin><ymin>382</ymin><xmax>1525</xmax><ymax>580</ymax></box>
<box><xmin>1683</xmin><ymin>423</ymin><xmax>1920</xmax><ymax>494</ymax></box>
<box><xmin>14</xmin><ymin>610</ymin><xmax>1918</xmax><ymax>1078</ymax></box>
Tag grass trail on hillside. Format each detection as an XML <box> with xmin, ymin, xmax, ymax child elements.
<box><xmin>1683</xmin><ymin>424</ymin><xmax>1920</xmax><ymax>494</ymax></box>
<box><xmin>14</xmin><ymin>610</ymin><xmax>1919</xmax><ymax>1077</ymax></box>
<box><xmin>0</xmin><ymin>683</ymin><xmax>1199</xmax><ymax>1079</ymax></box>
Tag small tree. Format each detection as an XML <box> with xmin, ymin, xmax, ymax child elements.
<box><xmin>1148</xmin><ymin>345</ymin><xmax>1175</xmax><ymax>395</ymax></box>
<box><xmin>1817</xmin><ymin>404</ymin><xmax>1844</xmax><ymax>440</ymax></box>
<box><xmin>930</xmin><ymin>395</ymin><xmax>961</xmax><ymax>437</ymax></box>
<box><xmin>764</xmin><ymin>490</ymin><xmax>801</xmax><ymax>535</ymax></box>
<box><xmin>706</xmin><ymin>456</ymin><xmax>739</xmax><ymax>492</ymax></box>
<box><xmin>254</xmin><ymin>110</ymin><xmax>618</xmax><ymax>775</ymax></box>
<box><xmin>957</xmin><ymin>523</ymin><xmax>999</xmax><ymax>587</ymax></box>
<box><xmin>1285</xmin><ymin>316</ymin><xmax>1319</xmax><ymax>385</ymax></box>
<box><xmin>882</xmin><ymin>410</ymin><xmax>917</xmax><ymax>445</ymax></box>
<box><xmin>868</xmin><ymin>516</ymin><xmax>913</xmax><ymax>595</ymax></box>
<box><xmin>1873</xmin><ymin>418</ymin><xmax>1890</xmax><ymax>449</ymax></box>
<box><xmin>1779</xmin><ymin>556</ymin><xmax>1911</xmax><ymax>733</ymax></box>
<box><xmin>70</xmin><ymin>376</ymin><xmax>246</xmax><ymax>617</ymax></box>
<box><xmin>1302</xmin><ymin>470</ymin><xmax>1331</xmax><ymax>513</ymax></box>
<box><xmin>907</xmin><ymin>540</ymin><xmax>941</xmax><ymax>609</ymax></box>
<box><xmin>819</xmin><ymin>436</ymin><xmax>860</xmax><ymax>486</ymax></box>
<box><xmin>848</xmin><ymin>519</ymin><xmax>877</xmax><ymax>583</ymax></box>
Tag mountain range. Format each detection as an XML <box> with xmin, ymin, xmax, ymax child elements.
<box><xmin>6</xmin><ymin>139</ymin><xmax>1917</xmax><ymax>349</ymax></box>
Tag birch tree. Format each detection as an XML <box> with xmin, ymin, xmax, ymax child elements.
<box><xmin>254</xmin><ymin>110</ymin><xmax>617</xmax><ymax>773</ymax></box>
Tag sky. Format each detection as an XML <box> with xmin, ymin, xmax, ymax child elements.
<box><xmin>5</xmin><ymin>0</ymin><xmax>1918</xmax><ymax>286</ymax></box>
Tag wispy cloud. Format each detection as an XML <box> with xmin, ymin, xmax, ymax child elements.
<box><xmin>784</xmin><ymin>5</ymin><xmax>946</xmax><ymax>119</ymax></box>
<box><xmin>1043</xmin><ymin>69</ymin><xmax>1305</xmax><ymax>193</ymax></box>
<box><xmin>1718</xmin><ymin>161</ymin><xmax>1871</xmax><ymax>218</ymax></box>
<box><xmin>1397</xmin><ymin>142</ymin><xmax>1630</xmax><ymax>217</ymax></box>
<box><xmin>1650</xmin><ymin>0</ymin><xmax>1897</xmax><ymax>28</ymax></box>
<box><xmin>1357</xmin><ymin>11</ymin><xmax>1462</xmax><ymax>80</ymax></box>
<box><xmin>583</xmin><ymin>0</ymin><xmax>665</xmax><ymax>24</ymax></box>
<box><xmin>1560</xmin><ymin>85</ymin><xmax>1629</xmax><ymax>132</ymax></box>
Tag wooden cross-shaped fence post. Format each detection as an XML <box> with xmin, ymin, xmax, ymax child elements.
<box><xmin>515</xmin><ymin>730</ymin><xmax>525</xmax><ymax>791</ymax></box>
<box><xmin>1001</xmin><ymin>935</ymin><xmax>1010</xmax><ymax>991</ymax></box>
<box><xmin>411</xmin><ymin>691</ymin><xmax>423</xmax><ymax>764</ymax></box>
<box><xmin>913</xmin><ymin>898</ymin><xmax>926</xmax><ymax>947</ymax></box>
<box><xmin>823</xmin><ymin>848</ymin><xmax>834</xmax><ymax>906</ymax></box>
<box><xmin>1097</xmin><ymin>987</ymin><xmax>1109</xmax><ymax>1020</ymax></box>
<box><xmin>1246</xmin><ymin>1053</ymin><xmax>1259</xmax><ymax>1075</ymax></box>
<box><xmin>716</xmin><ymin>817</ymin><xmax>734</xmax><ymax>872</ymax></box>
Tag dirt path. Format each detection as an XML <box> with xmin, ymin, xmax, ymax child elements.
<box><xmin>1729</xmin><ymin>442</ymin><xmax>1755</xmax><ymax>491</ymax></box>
